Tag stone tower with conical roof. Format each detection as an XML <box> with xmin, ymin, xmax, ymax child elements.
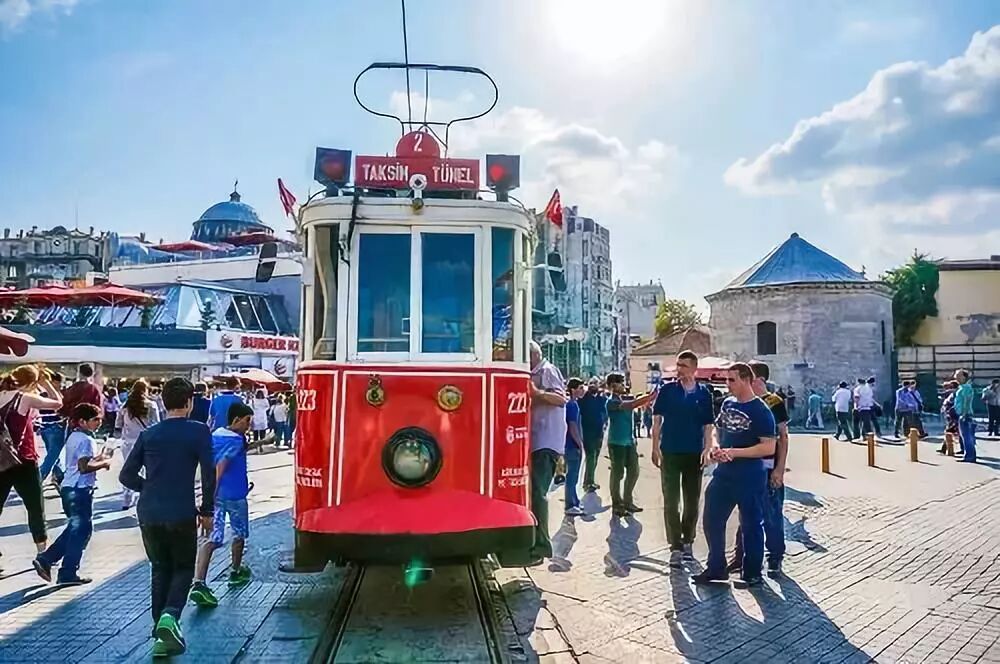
<box><xmin>706</xmin><ymin>233</ymin><xmax>894</xmax><ymax>412</ymax></box>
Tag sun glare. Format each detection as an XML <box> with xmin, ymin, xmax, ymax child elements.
<box><xmin>545</xmin><ymin>0</ymin><xmax>690</xmax><ymax>69</ymax></box>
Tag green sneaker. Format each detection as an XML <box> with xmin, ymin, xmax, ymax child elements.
<box><xmin>228</xmin><ymin>565</ymin><xmax>252</xmax><ymax>588</ymax></box>
<box><xmin>152</xmin><ymin>638</ymin><xmax>169</xmax><ymax>658</ymax></box>
<box><xmin>189</xmin><ymin>582</ymin><xmax>219</xmax><ymax>608</ymax></box>
<box><xmin>154</xmin><ymin>613</ymin><xmax>186</xmax><ymax>656</ymax></box>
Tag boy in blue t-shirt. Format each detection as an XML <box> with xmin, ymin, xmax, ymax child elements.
<box><xmin>605</xmin><ymin>372</ymin><xmax>657</xmax><ymax>518</ymax></box>
<box><xmin>208</xmin><ymin>377</ymin><xmax>243</xmax><ymax>430</ymax></box>
<box><xmin>563</xmin><ymin>378</ymin><xmax>587</xmax><ymax>516</ymax></box>
<box><xmin>189</xmin><ymin>402</ymin><xmax>272</xmax><ymax>607</ymax></box>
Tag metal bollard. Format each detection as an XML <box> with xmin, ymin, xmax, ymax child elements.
<box><xmin>909</xmin><ymin>428</ymin><xmax>919</xmax><ymax>462</ymax></box>
<box><xmin>867</xmin><ymin>432</ymin><xmax>876</xmax><ymax>467</ymax></box>
<box><xmin>821</xmin><ymin>437</ymin><xmax>831</xmax><ymax>474</ymax></box>
<box><xmin>945</xmin><ymin>432</ymin><xmax>955</xmax><ymax>457</ymax></box>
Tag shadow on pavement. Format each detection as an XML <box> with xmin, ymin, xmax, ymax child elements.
<box><xmin>603</xmin><ymin>515</ymin><xmax>642</xmax><ymax>577</ymax></box>
<box><xmin>0</xmin><ymin>509</ymin><xmax>306</xmax><ymax>663</ymax></box>
<box><xmin>784</xmin><ymin>485</ymin><xmax>823</xmax><ymax>508</ymax></box>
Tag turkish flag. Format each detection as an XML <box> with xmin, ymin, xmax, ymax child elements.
<box><xmin>542</xmin><ymin>189</ymin><xmax>562</xmax><ymax>227</ymax></box>
<box><xmin>277</xmin><ymin>178</ymin><xmax>297</xmax><ymax>217</ymax></box>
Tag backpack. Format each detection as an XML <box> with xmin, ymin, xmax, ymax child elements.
<box><xmin>0</xmin><ymin>393</ymin><xmax>24</xmax><ymax>473</ymax></box>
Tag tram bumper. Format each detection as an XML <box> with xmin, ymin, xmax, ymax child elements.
<box><xmin>296</xmin><ymin>489</ymin><xmax>535</xmax><ymax>564</ymax></box>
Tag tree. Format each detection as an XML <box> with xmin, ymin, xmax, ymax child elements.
<box><xmin>882</xmin><ymin>252</ymin><xmax>939</xmax><ymax>346</ymax></box>
<box><xmin>200</xmin><ymin>299</ymin><xmax>217</xmax><ymax>331</ymax></box>
<box><xmin>653</xmin><ymin>298</ymin><xmax>704</xmax><ymax>338</ymax></box>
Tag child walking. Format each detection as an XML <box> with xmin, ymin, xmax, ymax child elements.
<box><xmin>33</xmin><ymin>403</ymin><xmax>111</xmax><ymax>585</ymax></box>
<box><xmin>189</xmin><ymin>402</ymin><xmax>260</xmax><ymax>608</ymax></box>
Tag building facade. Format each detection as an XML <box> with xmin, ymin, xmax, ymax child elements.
<box><xmin>562</xmin><ymin>206</ymin><xmax>615</xmax><ymax>377</ymax></box>
<box><xmin>707</xmin><ymin>233</ymin><xmax>894</xmax><ymax>408</ymax></box>
<box><xmin>615</xmin><ymin>281</ymin><xmax>665</xmax><ymax>342</ymax></box>
<box><xmin>0</xmin><ymin>226</ymin><xmax>115</xmax><ymax>288</ymax></box>
<box><xmin>913</xmin><ymin>256</ymin><xmax>1000</xmax><ymax>346</ymax></box>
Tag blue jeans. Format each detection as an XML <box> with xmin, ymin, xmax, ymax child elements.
<box><xmin>734</xmin><ymin>469</ymin><xmax>785</xmax><ymax>567</ymax></box>
<box><xmin>38</xmin><ymin>487</ymin><xmax>94</xmax><ymax>581</ymax></box>
<box><xmin>275</xmin><ymin>422</ymin><xmax>291</xmax><ymax>446</ymax></box>
<box><xmin>563</xmin><ymin>443</ymin><xmax>583</xmax><ymax>509</ymax></box>
<box><xmin>960</xmin><ymin>416</ymin><xmax>977</xmax><ymax>462</ymax></box>
<box><xmin>704</xmin><ymin>470</ymin><xmax>766</xmax><ymax>578</ymax></box>
<box><xmin>38</xmin><ymin>422</ymin><xmax>67</xmax><ymax>482</ymax></box>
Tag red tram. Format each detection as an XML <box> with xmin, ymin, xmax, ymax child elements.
<box><xmin>288</xmin><ymin>64</ymin><xmax>536</xmax><ymax>567</ymax></box>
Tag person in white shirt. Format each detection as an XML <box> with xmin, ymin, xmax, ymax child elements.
<box><xmin>270</xmin><ymin>395</ymin><xmax>290</xmax><ymax>448</ymax></box>
<box><xmin>852</xmin><ymin>378</ymin><xmax>876</xmax><ymax>438</ymax></box>
<box><xmin>832</xmin><ymin>382</ymin><xmax>854</xmax><ymax>441</ymax></box>
<box><xmin>115</xmin><ymin>379</ymin><xmax>161</xmax><ymax>509</ymax></box>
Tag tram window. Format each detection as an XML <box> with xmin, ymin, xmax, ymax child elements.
<box><xmin>358</xmin><ymin>234</ymin><xmax>411</xmax><ymax>353</ymax></box>
<box><xmin>313</xmin><ymin>225</ymin><xmax>339</xmax><ymax>359</ymax></box>
<box><xmin>421</xmin><ymin>233</ymin><xmax>475</xmax><ymax>354</ymax></box>
<box><xmin>491</xmin><ymin>228</ymin><xmax>515</xmax><ymax>361</ymax></box>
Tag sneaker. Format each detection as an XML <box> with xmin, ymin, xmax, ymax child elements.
<box><xmin>585</xmin><ymin>483</ymin><xmax>600</xmax><ymax>493</ymax></box>
<box><xmin>682</xmin><ymin>543</ymin><xmax>695</xmax><ymax>561</ymax></box>
<box><xmin>152</xmin><ymin>639</ymin><xmax>170</xmax><ymax>658</ymax></box>
<box><xmin>725</xmin><ymin>558</ymin><xmax>742</xmax><ymax>574</ymax></box>
<box><xmin>624</xmin><ymin>504</ymin><xmax>644</xmax><ymax>513</ymax></box>
<box><xmin>669</xmin><ymin>549</ymin><xmax>683</xmax><ymax>569</ymax></box>
<box><xmin>154</xmin><ymin>613</ymin><xmax>186</xmax><ymax>656</ymax></box>
<box><xmin>734</xmin><ymin>576</ymin><xmax>764</xmax><ymax>589</ymax></box>
<box><xmin>228</xmin><ymin>565</ymin><xmax>252</xmax><ymax>588</ymax></box>
<box><xmin>612</xmin><ymin>506</ymin><xmax>629</xmax><ymax>518</ymax></box>
<box><xmin>189</xmin><ymin>582</ymin><xmax>219</xmax><ymax>607</ymax></box>
<box><xmin>553</xmin><ymin>474</ymin><xmax>566</xmax><ymax>486</ymax></box>
<box><xmin>56</xmin><ymin>576</ymin><xmax>93</xmax><ymax>587</ymax></box>
<box><xmin>32</xmin><ymin>557</ymin><xmax>52</xmax><ymax>583</ymax></box>
<box><xmin>565</xmin><ymin>505</ymin><xmax>586</xmax><ymax>516</ymax></box>
<box><xmin>766</xmin><ymin>564</ymin><xmax>783</xmax><ymax>579</ymax></box>
<box><xmin>692</xmin><ymin>571</ymin><xmax>728</xmax><ymax>585</ymax></box>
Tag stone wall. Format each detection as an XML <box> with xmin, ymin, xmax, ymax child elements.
<box><xmin>707</xmin><ymin>283</ymin><xmax>894</xmax><ymax>406</ymax></box>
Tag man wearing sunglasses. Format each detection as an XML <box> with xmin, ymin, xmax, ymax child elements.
<box><xmin>694</xmin><ymin>362</ymin><xmax>776</xmax><ymax>589</ymax></box>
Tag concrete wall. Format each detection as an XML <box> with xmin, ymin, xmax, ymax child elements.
<box><xmin>914</xmin><ymin>269</ymin><xmax>1000</xmax><ymax>345</ymax></box>
<box><xmin>708</xmin><ymin>284</ymin><xmax>894</xmax><ymax>404</ymax></box>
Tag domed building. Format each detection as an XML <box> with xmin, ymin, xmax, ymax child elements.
<box><xmin>191</xmin><ymin>185</ymin><xmax>272</xmax><ymax>243</ymax></box>
<box><xmin>706</xmin><ymin>232</ymin><xmax>894</xmax><ymax>407</ymax></box>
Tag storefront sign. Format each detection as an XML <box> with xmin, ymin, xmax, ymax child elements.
<box><xmin>207</xmin><ymin>331</ymin><xmax>300</xmax><ymax>355</ymax></box>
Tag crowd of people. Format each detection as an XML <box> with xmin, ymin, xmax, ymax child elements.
<box><xmin>529</xmin><ymin>342</ymin><xmax>789</xmax><ymax>585</ymax></box>
<box><xmin>0</xmin><ymin>363</ymin><xmax>296</xmax><ymax>657</ymax></box>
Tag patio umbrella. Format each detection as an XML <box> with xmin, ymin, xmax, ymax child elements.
<box><xmin>216</xmin><ymin>368</ymin><xmax>292</xmax><ymax>393</ymax></box>
<box><xmin>0</xmin><ymin>283</ymin><xmax>161</xmax><ymax>308</ymax></box>
<box><xmin>0</xmin><ymin>325</ymin><xmax>34</xmax><ymax>357</ymax></box>
<box><xmin>660</xmin><ymin>356</ymin><xmax>734</xmax><ymax>381</ymax></box>
<box><xmin>153</xmin><ymin>240</ymin><xmax>219</xmax><ymax>253</ymax></box>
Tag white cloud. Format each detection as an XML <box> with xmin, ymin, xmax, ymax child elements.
<box><xmin>0</xmin><ymin>0</ymin><xmax>77</xmax><ymax>31</ymax></box>
<box><xmin>725</xmin><ymin>25</ymin><xmax>1000</xmax><ymax>258</ymax></box>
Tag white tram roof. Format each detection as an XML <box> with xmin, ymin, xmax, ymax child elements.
<box><xmin>299</xmin><ymin>197</ymin><xmax>534</xmax><ymax>233</ymax></box>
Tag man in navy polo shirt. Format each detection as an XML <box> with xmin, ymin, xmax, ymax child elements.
<box><xmin>694</xmin><ymin>362</ymin><xmax>776</xmax><ymax>589</ymax></box>
<box><xmin>577</xmin><ymin>377</ymin><xmax>608</xmax><ymax>493</ymax></box>
<box><xmin>651</xmin><ymin>350</ymin><xmax>715</xmax><ymax>568</ymax></box>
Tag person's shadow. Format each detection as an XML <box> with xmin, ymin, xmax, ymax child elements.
<box><xmin>548</xmin><ymin>517</ymin><xmax>578</xmax><ymax>572</ymax></box>
<box><xmin>603</xmin><ymin>515</ymin><xmax>643</xmax><ymax>577</ymax></box>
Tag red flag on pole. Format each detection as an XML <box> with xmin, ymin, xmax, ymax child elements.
<box><xmin>277</xmin><ymin>178</ymin><xmax>297</xmax><ymax>217</ymax></box>
<box><xmin>542</xmin><ymin>189</ymin><xmax>563</xmax><ymax>227</ymax></box>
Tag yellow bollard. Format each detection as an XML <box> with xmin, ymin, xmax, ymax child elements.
<box><xmin>909</xmin><ymin>428</ymin><xmax>919</xmax><ymax>462</ymax></box>
<box><xmin>867</xmin><ymin>432</ymin><xmax>876</xmax><ymax>467</ymax></box>
<box><xmin>945</xmin><ymin>432</ymin><xmax>955</xmax><ymax>457</ymax></box>
<box><xmin>821</xmin><ymin>437</ymin><xmax>831</xmax><ymax>474</ymax></box>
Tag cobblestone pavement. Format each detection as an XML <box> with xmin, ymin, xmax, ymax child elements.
<box><xmin>2</xmin><ymin>432</ymin><xmax>999</xmax><ymax>662</ymax></box>
<box><xmin>498</xmin><ymin>432</ymin><xmax>1000</xmax><ymax>663</ymax></box>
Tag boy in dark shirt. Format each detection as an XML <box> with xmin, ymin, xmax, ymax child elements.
<box><xmin>120</xmin><ymin>377</ymin><xmax>216</xmax><ymax>658</ymax></box>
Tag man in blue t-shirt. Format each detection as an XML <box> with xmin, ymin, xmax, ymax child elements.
<box><xmin>577</xmin><ymin>378</ymin><xmax>608</xmax><ymax>492</ymax></box>
<box><xmin>694</xmin><ymin>363</ymin><xmax>776</xmax><ymax>589</ymax></box>
<box><xmin>563</xmin><ymin>378</ymin><xmax>586</xmax><ymax>516</ymax></box>
<box><xmin>606</xmin><ymin>372</ymin><xmax>656</xmax><ymax>518</ymax></box>
<box><xmin>651</xmin><ymin>350</ymin><xmax>715</xmax><ymax>568</ymax></box>
<box><xmin>208</xmin><ymin>377</ymin><xmax>243</xmax><ymax>430</ymax></box>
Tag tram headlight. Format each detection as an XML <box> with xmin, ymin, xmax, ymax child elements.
<box><xmin>382</xmin><ymin>427</ymin><xmax>442</xmax><ymax>488</ymax></box>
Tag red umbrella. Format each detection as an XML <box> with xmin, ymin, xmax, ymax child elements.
<box><xmin>0</xmin><ymin>283</ymin><xmax>160</xmax><ymax>308</ymax></box>
<box><xmin>153</xmin><ymin>240</ymin><xmax>219</xmax><ymax>253</ymax></box>
<box><xmin>223</xmin><ymin>232</ymin><xmax>291</xmax><ymax>247</ymax></box>
<box><xmin>216</xmin><ymin>368</ymin><xmax>292</xmax><ymax>393</ymax></box>
<box><xmin>0</xmin><ymin>325</ymin><xmax>34</xmax><ymax>357</ymax></box>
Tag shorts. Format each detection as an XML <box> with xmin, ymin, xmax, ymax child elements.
<box><xmin>210</xmin><ymin>498</ymin><xmax>249</xmax><ymax>545</ymax></box>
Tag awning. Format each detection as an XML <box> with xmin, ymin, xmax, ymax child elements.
<box><xmin>0</xmin><ymin>325</ymin><xmax>34</xmax><ymax>356</ymax></box>
<box><xmin>215</xmin><ymin>368</ymin><xmax>292</xmax><ymax>392</ymax></box>
<box><xmin>0</xmin><ymin>283</ymin><xmax>162</xmax><ymax>308</ymax></box>
<box><xmin>153</xmin><ymin>240</ymin><xmax>220</xmax><ymax>253</ymax></box>
<box><xmin>658</xmin><ymin>355</ymin><xmax>733</xmax><ymax>380</ymax></box>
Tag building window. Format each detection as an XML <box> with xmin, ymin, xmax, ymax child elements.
<box><xmin>756</xmin><ymin>321</ymin><xmax>777</xmax><ymax>356</ymax></box>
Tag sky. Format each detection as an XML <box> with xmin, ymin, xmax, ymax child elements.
<box><xmin>1</xmin><ymin>0</ymin><xmax>998</xmax><ymax>307</ymax></box>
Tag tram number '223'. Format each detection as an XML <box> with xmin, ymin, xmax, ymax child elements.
<box><xmin>296</xmin><ymin>467</ymin><xmax>323</xmax><ymax>488</ymax></box>
<box><xmin>297</xmin><ymin>389</ymin><xmax>317</xmax><ymax>411</ymax></box>
<box><xmin>507</xmin><ymin>392</ymin><xmax>527</xmax><ymax>414</ymax></box>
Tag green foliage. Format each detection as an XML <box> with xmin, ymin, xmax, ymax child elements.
<box><xmin>653</xmin><ymin>298</ymin><xmax>703</xmax><ymax>338</ymax></box>
<box><xmin>882</xmin><ymin>253</ymin><xmax>939</xmax><ymax>346</ymax></box>
<box><xmin>199</xmin><ymin>299</ymin><xmax>217</xmax><ymax>331</ymax></box>
<box><xmin>139</xmin><ymin>304</ymin><xmax>154</xmax><ymax>329</ymax></box>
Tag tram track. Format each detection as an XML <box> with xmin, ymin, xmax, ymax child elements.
<box><xmin>311</xmin><ymin>559</ymin><xmax>513</xmax><ymax>664</ymax></box>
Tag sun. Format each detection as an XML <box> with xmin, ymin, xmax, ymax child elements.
<box><xmin>544</xmin><ymin>0</ymin><xmax>689</xmax><ymax>69</ymax></box>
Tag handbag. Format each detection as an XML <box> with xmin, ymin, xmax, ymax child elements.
<box><xmin>0</xmin><ymin>393</ymin><xmax>24</xmax><ymax>473</ymax></box>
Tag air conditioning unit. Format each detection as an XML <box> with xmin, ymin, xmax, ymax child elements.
<box><xmin>85</xmin><ymin>272</ymin><xmax>109</xmax><ymax>286</ymax></box>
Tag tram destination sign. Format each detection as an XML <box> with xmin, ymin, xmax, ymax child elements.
<box><xmin>354</xmin><ymin>155</ymin><xmax>480</xmax><ymax>191</ymax></box>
